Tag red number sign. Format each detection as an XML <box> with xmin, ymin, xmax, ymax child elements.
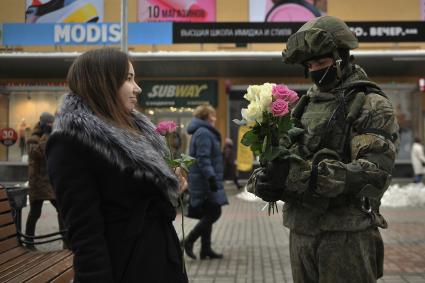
<box><xmin>0</xmin><ymin>128</ymin><xmax>18</xmax><ymax>146</ymax></box>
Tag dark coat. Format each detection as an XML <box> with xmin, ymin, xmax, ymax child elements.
<box><xmin>223</xmin><ymin>142</ymin><xmax>236</xmax><ymax>180</ymax></box>
<box><xmin>46</xmin><ymin>93</ymin><xmax>187</xmax><ymax>283</ymax></box>
<box><xmin>27</xmin><ymin>123</ymin><xmax>55</xmax><ymax>202</ymax></box>
<box><xmin>187</xmin><ymin>118</ymin><xmax>228</xmax><ymax>207</ymax></box>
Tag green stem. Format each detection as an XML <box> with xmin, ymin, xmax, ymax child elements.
<box><xmin>165</xmin><ymin>134</ymin><xmax>174</xmax><ymax>161</ymax></box>
<box><xmin>179</xmin><ymin>195</ymin><xmax>186</xmax><ymax>273</ymax></box>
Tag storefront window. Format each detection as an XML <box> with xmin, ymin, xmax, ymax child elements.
<box><xmin>0</xmin><ymin>87</ymin><xmax>66</xmax><ymax>163</ymax></box>
<box><xmin>382</xmin><ymin>83</ymin><xmax>418</xmax><ymax>161</ymax></box>
<box><xmin>143</xmin><ymin>107</ymin><xmax>194</xmax><ymax>155</ymax></box>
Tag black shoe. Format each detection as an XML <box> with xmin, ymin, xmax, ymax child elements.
<box><xmin>200</xmin><ymin>249</ymin><xmax>223</xmax><ymax>260</ymax></box>
<box><xmin>184</xmin><ymin>241</ymin><xmax>197</xmax><ymax>260</ymax></box>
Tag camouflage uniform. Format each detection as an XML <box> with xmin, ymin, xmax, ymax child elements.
<box><xmin>256</xmin><ymin>16</ymin><xmax>400</xmax><ymax>283</ymax></box>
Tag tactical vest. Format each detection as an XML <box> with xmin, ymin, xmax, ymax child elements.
<box><xmin>291</xmin><ymin>80</ymin><xmax>395</xmax><ymax>162</ymax></box>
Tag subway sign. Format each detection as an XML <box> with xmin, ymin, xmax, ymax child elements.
<box><xmin>139</xmin><ymin>80</ymin><xmax>217</xmax><ymax>108</ymax></box>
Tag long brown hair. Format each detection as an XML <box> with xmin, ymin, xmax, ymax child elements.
<box><xmin>67</xmin><ymin>48</ymin><xmax>136</xmax><ymax>131</ymax></box>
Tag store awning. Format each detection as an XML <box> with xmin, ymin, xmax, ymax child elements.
<box><xmin>1</xmin><ymin>50</ymin><xmax>425</xmax><ymax>79</ymax></box>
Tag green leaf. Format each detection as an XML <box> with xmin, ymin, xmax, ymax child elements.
<box><xmin>180</xmin><ymin>153</ymin><xmax>195</xmax><ymax>164</ymax></box>
<box><xmin>180</xmin><ymin>163</ymin><xmax>190</xmax><ymax>172</ymax></box>
<box><xmin>241</xmin><ymin>130</ymin><xmax>258</xmax><ymax>147</ymax></box>
<box><xmin>277</xmin><ymin>115</ymin><xmax>293</xmax><ymax>134</ymax></box>
<box><xmin>261</xmin><ymin>145</ymin><xmax>281</xmax><ymax>162</ymax></box>
<box><xmin>262</xmin><ymin>135</ymin><xmax>268</xmax><ymax>153</ymax></box>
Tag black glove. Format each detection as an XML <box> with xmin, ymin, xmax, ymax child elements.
<box><xmin>309</xmin><ymin>148</ymin><xmax>340</xmax><ymax>195</ymax></box>
<box><xmin>255</xmin><ymin>159</ymin><xmax>289</xmax><ymax>202</ymax></box>
<box><xmin>208</xmin><ymin>177</ymin><xmax>218</xmax><ymax>192</ymax></box>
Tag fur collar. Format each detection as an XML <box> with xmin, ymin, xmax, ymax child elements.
<box><xmin>51</xmin><ymin>93</ymin><xmax>179</xmax><ymax>206</ymax></box>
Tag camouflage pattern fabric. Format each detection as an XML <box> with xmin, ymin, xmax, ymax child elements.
<box><xmin>282</xmin><ymin>16</ymin><xmax>358</xmax><ymax>64</ymax></box>
<box><xmin>282</xmin><ymin>65</ymin><xmax>399</xmax><ymax>236</ymax></box>
<box><xmin>290</xmin><ymin>228</ymin><xmax>384</xmax><ymax>283</ymax></box>
<box><xmin>271</xmin><ymin>63</ymin><xmax>400</xmax><ymax>282</ymax></box>
<box><xmin>263</xmin><ymin>14</ymin><xmax>400</xmax><ymax>283</ymax></box>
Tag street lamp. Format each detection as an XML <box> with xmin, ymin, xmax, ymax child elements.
<box><xmin>120</xmin><ymin>0</ymin><xmax>128</xmax><ymax>53</ymax></box>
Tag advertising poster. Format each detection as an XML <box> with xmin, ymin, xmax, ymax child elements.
<box><xmin>249</xmin><ymin>0</ymin><xmax>326</xmax><ymax>22</ymax></box>
<box><xmin>422</xmin><ymin>0</ymin><xmax>425</xmax><ymax>20</ymax></box>
<box><xmin>25</xmin><ymin>0</ymin><xmax>104</xmax><ymax>23</ymax></box>
<box><xmin>138</xmin><ymin>0</ymin><xmax>216</xmax><ymax>22</ymax></box>
<box><xmin>236</xmin><ymin>126</ymin><xmax>254</xmax><ymax>172</ymax></box>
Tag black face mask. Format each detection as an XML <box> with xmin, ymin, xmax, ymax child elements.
<box><xmin>310</xmin><ymin>65</ymin><xmax>338</xmax><ymax>88</ymax></box>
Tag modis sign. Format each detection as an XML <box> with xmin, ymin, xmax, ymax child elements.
<box><xmin>54</xmin><ymin>23</ymin><xmax>120</xmax><ymax>44</ymax></box>
<box><xmin>2</xmin><ymin>23</ymin><xmax>172</xmax><ymax>45</ymax></box>
<box><xmin>139</xmin><ymin>80</ymin><xmax>217</xmax><ymax>107</ymax></box>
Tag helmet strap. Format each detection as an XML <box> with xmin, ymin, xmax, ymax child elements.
<box><xmin>304</xmin><ymin>66</ymin><xmax>309</xmax><ymax>78</ymax></box>
<box><xmin>332</xmin><ymin>49</ymin><xmax>343</xmax><ymax>80</ymax></box>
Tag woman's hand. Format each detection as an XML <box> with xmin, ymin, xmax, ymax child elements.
<box><xmin>175</xmin><ymin>167</ymin><xmax>188</xmax><ymax>194</ymax></box>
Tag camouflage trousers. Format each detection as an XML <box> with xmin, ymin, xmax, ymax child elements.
<box><xmin>289</xmin><ymin>227</ymin><xmax>384</xmax><ymax>283</ymax></box>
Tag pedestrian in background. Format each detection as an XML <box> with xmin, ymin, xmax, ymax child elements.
<box><xmin>26</xmin><ymin>112</ymin><xmax>64</xmax><ymax>249</ymax></box>
<box><xmin>411</xmin><ymin>137</ymin><xmax>425</xmax><ymax>183</ymax></box>
<box><xmin>46</xmin><ymin>48</ymin><xmax>188</xmax><ymax>283</ymax></box>
<box><xmin>223</xmin><ymin>138</ymin><xmax>242</xmax><ymax>190</ymax></box>
<box><xmin>184</xmin><ymin>104</ymin><xmax>228</xmax><ymax>260</ymax></box>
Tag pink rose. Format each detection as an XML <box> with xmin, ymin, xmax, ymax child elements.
<box><xmin>271</xmin><ymin>99</ymin><xmax>289</xmax><ymax>117</ymax></box>
<box><xmin>155</xmin><ymin>120</ymin><xmax>177</xmax><ymax>136</ymax></box>
<box><xmin>272</xmin><ymin>84</ymin><xmax>299</xmax><ymax>104</ymax></box>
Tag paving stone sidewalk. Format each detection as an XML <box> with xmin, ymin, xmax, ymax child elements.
<box><xmin>172</xmin><ymin>185</ymin><xmax>425</xmax><ymax>283</ymax></box>
<box><xmin>21</xmin><ymin>183</ymin><xmax>425</xmax><ymax>283</ymax></box>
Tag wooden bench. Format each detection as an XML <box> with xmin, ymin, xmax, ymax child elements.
<box><xmin>0</xmin><ymin>186</ymin><xmax>74</xmax><ymax>283</ymax></box>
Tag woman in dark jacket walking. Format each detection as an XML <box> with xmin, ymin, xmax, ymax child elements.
<box><xmin>46</xmin><ymin>48</ymin><xmax>188</xmax><ymax>283</ymax></box>
<box><xmin>26</xmin><ymin>112</ymin><xmax>64</xmax><ymax>248</ymax></box>
<box><xmin>183</xmin><ymin>104</ymin><xmax>228</xmax><ymax>260</ymax></box>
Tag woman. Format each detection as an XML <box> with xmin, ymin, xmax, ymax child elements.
<box><xmin>46</xmin><ymin>48</ymin><xmax>188</xmax><ymax>283</ymax></box>
<box><xmin>411</xmin><ymin>137</ymin><xmax>425</xmax><ymax>183</ymax></box>
<box><xmin>223</xmin><ymin>138</ymin><xmax>242</xmax><ymax>190</ymax></box>
<box><xmin>26</xmin><ymin>112</ymin><xmax>64</xmax><ymax>249</ymax></box>
<box><xmin>184</xmin><ymin>104</ymin><xmax>228</xmax><ymax>260</ymax></box>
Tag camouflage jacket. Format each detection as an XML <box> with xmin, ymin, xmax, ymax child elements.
<box><xmin>281</xmin><ymin>65</ymin><xmax>400</xmax><ymax>235</ymax></box>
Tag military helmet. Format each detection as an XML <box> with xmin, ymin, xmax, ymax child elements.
<box><xmin>282</xmin><ymin>16</ymin><xmax>358</xmax><ymax>65</ymax></box>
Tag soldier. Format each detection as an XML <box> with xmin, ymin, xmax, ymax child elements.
<box><xmin>252</xmin><ymin>16</ymin><xmax>400</xmax><ymax>282</ymax></box>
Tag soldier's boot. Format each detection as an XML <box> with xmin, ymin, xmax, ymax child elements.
<box><xmin>200</xmin><ymin>226</ymin><xmax>223</xmax><ymax>260</ymax></box>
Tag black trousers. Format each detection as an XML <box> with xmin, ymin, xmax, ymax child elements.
<box><xmin>25</xmin><ymin>199</ymin><xmax>65</xmax><ymax>245</ymax></box>
<box><xmin>186</xmin><ymin>201</ymin><xmax>222</xmax><ymax>251</ymax></box>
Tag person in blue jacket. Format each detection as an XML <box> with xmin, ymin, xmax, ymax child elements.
<box><xmin>184</xmin><ymin>104</ymin><xmax>229</xmax><ymax>260</ymax></box>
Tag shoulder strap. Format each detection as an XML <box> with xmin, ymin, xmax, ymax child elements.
<box><xmin>291</xmin><ymin>94</ymin><xmax>310</xmax><ymax>127</ymax></box>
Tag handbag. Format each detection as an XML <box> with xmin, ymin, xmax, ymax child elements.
<box><xmin>182</xmin><ymin>191</ymin><xmax>204</xmax><ymax>219</ymax></box>
<box><xmin>186</xmin><ymin>202</ymin><xmax>204</xmax><ymax>219</ymax></box>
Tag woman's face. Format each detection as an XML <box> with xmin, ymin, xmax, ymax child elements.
<box><xmin>118</xmin><ymin>62</ymin><xmax>142</xmax><ymax>111</ymax></box>
<box><xmin>208</xmin><ymin>111</ymin><xmax>217</xmax><ymax>127</ymax></box>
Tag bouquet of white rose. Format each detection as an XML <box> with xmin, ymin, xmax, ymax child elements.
<box><xmin>234</xmin><ymin>83</ymin><xmax>303</xmax><ymax>214</ymax></box>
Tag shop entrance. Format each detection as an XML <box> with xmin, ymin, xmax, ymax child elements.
<box><xmin>143</xmin><ymin>107</ymin><xmax>194</xmax><ymax>155</ymax></box>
